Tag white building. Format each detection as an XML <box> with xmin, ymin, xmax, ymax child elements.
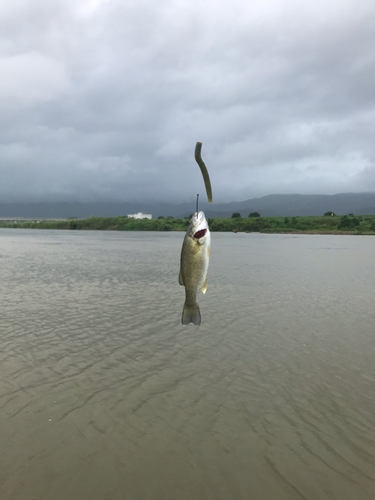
<box><xmin>127</xmin><ymin>212</ymin><xmax>152</xmax><ymax>219</ymax></box>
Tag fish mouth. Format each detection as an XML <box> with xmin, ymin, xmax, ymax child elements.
<box><xmin>194</xmin><ymin>228</ymin><xmax>207</xmax><ymax>239</ymax></box>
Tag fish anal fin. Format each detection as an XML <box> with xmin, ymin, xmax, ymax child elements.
<box><xmin>179</xmin><ymin>269</ymin><xmax>184</xmax><ymax>286</ymax></box>
<box><xmin>201</xmin><ymin>277</ymin><xmax>207</xmax><ymax>294</ymax></box>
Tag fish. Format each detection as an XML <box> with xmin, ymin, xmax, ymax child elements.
<box><xmin>179</xmin><ymin>211</ymin><xmax>211</xmax><ymax>325</ymax></box>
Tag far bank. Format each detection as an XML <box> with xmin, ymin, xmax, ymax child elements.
<box><xmin>1</xmin><ymin>214</ymin><xmax>375</xmax><ymax>235</ymax></box>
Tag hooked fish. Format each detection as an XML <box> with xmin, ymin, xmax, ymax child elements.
<box><xmin>179</xmin><ymin>211</ymin><xmax>211</xmax><ymax>325</ymax></box>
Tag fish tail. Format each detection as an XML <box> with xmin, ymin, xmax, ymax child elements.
<box><xmin>181</xmin><ymin>302</ymin><xmax>201</xmax><ymax>326</ymax></box>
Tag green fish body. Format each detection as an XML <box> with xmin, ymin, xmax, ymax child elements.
<box><xmin>179</xmin><ymin>211</ymin><xmax>211</xmax><ymax>325</ymax></box>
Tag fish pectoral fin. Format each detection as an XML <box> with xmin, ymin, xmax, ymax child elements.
<box><xmin>178</xmin><ymin>269</ymin><xmax>184</xmax><ymax>286</ymax></box>
<box><xmin>201</xmin><ymin>277</ymin><xmax>207</xmax><ymax>294</ymax></box>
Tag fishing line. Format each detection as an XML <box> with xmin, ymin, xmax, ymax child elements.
<box><xmin>196</xmin><ymin>193</ymin><xmax>199</xmax><ymax>213</ymax></box>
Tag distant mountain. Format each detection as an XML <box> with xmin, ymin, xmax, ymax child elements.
<box><xmin>355</xmin><ymin>206</ymin><xmax>375</xmax><ymax>216</ymax></box>
<box><xmin>1</xmin><ymin>193</ymin><xmax>375</xmax><ymax>219</ymax></box>
<box><xmin>197</xmin><ymin>193</ymin><xmax>375</xmax><ymax>218</ymax></box>
<box><xmin>0</xmin><ymin>201</ymin><xmax>188</xmax><ymax>219</ymax></box>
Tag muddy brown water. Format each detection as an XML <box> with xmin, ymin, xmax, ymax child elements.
<box><xmin>1</xmin><ymin>229</ymin><xmax>375</xmax><ymax>499</ymax></box>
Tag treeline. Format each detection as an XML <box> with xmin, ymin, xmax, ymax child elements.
<box><xmin>1</xmin><ymin>214</ymin><xmax>375</xmax><ymax>234</ymax></box>
<box><xmin>210</xmin><ymin>214</ymin><xmax>375</xmax><ymax>234</ymax></box>
<box><xmin>0</xmin><ymin>216</ymin><xmax>189</xmax><ymax>232</ymax></box>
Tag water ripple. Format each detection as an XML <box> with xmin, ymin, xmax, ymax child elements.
<box><xmin>1</xmin><ymin>230</ymin><xmax>375</xmax><ymax>499</ymax></box>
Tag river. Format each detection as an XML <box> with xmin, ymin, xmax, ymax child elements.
<box><xmin>1</xmin><ymin>229</ymin><xmax>375</xmax><ymax>499</ymax></box>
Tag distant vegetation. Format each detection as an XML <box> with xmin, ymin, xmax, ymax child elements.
<box><xmin>1</xmin><ymin>214</ymin><xmax>375</xmax><ymax>234</ymax></box>
<box><xmin>0</xmin><ymin>217</ymin><xmax>189</xmax><ymax>232</ymax></box>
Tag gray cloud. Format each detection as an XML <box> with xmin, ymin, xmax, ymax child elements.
<box><xmin>1</xmin><ymin>0</ymin><xmax>375</xmax><ymax>203</ymax></box>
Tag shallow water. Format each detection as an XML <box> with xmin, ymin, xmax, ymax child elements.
<box><xmin>1</xmin><ymin>229</ymin><xmax>375</xmax><ymax>500</ymax></box>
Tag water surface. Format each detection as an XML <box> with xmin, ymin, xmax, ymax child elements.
<box><xmin>1</xmin><ymin>229</ymin><xmax>375</xmax><ymax>499</ymax></box>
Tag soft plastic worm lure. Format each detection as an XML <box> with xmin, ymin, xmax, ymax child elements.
<box><xmin>195</xmin><ymin>142</ymin><xmax>212</xmax><ymax>204</ymax></box>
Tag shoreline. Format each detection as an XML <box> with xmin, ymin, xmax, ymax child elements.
<box><xmin>257</xmin><ymin>230</ymin><xmax>373</xmax><ymax>235</ymax></box>
<box><xmin>1</xmin><ymin>227</ymin><xmax>374</xmax><ymax>236</ymax></box>
<box><xmin>1</xmin><ymin>214</ymin><xmax>374</xmax><ymax>235</ymax></box>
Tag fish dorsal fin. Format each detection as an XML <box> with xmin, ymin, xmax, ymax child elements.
<box><xmin>201</xmin><ymin>277</ymin><xmax>207</xmax><ymax>294</ymax></box>
<box><xmin>179</xmin><ymin>269</ymin><xmax>184</xmax><ymax>286</ymax></box>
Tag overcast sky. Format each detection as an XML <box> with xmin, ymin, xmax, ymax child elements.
<box><xmin>1</xmin><ymin>0</ymin><xmax>375</xmax><ymax>204</ymax></box>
